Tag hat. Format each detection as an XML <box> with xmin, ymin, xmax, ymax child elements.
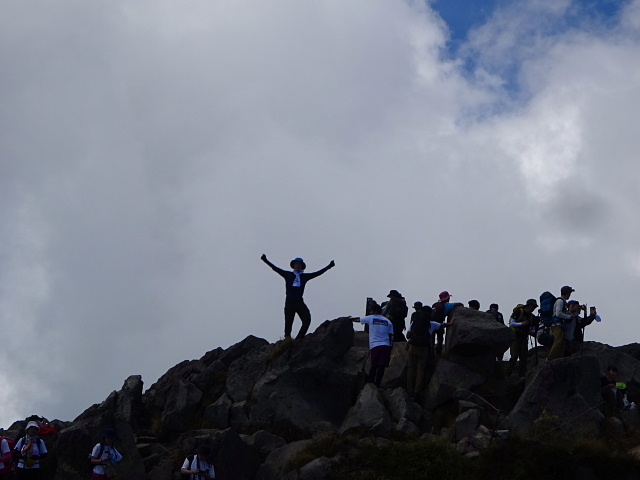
<box><xmin>25</xmin><ymin>421</ymin><xmax>39</xmax><ymax>432</ymax></box>
<box><xmin>413</xmin><ymin>301</ymin><xmax>423</xmax><ymax>309</ymax></box>
<box><xmin>290</xmin><ymin>257</ymin><xmax>306</xmax><ymax>269</ymax></box>
<box><xmin>525</xmin><ymin>299</ymin><xmax>538</xmax><ymax>308</ymax></box>
<box><xmin>197</xmin><ymin>444</ymin><xmax>211</xmax><ymax>456</ymax></box>
<box><xmin>438</xmin><ymin>291</ymin><xmax>451</xmax><ymax>301</ymax></box>
<box><xmin>567</xmin><ymin>300</ymin><xmax>580</xmax><ymax>306</ymax></box>
<box><xmin>103</xmin><ymin>428</ymin><xmax>117</xmax><ymax>439</ymax></box>
<box><xmin>561</xmin><ymin>285</ymin><xmax>575</xmax><ymax>295</ymax></box>
<box><xmin>387</xmin><ymin>290</ymin><xmax>402</xmax><ymax>298</ymax></box>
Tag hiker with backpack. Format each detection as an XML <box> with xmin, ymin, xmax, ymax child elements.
<box><xmin>351</xmin><ymin>302</ymin><xmax>394</xmax><ymax>387</ymax></box>
<box><xmin>181</xmin><ymin>444</ymin><xmax>215</xmax><ymax>479</ymax></box>
<box><xmin>14</xmin><ymin>421</ymin><xmax>47</xmax><ymax>479</ymax></box>
<box><xmin>89</xmin><ymin>428</ymin><xmax>122</xmax><ymax>480</ymax></box>
<box><xmin>381</xmin><ymin>290</ymin><xmax>408</xmax><ymax>342</ymax></box>
<box><xmin>505</xmin><ymin>299</ymin><xmax>538</xmax><ymax>378</ymax></box>
<box><xmin>406</xmin><ymin>302</ymin><xmax>454</xmax><ymax>399</ymax></box>
<box><xmin>431</xmin><ymin>291</ymin><xmax>463</xmax><ymax>355</ymax></box>
<box><xmin>0</xmin><ymin>435</ymin><xmax>13</xmax><ymax>479</ymax></box>
<box><xmin>486</xmin><ymin>304</ymin><xmax>504</xmax><ymax>324</ymax></box>
<box><xmin>546</xmin><ymin>286</ymin><xmax>578</xmax><ymax>360</ymax></box>
<box><xmin>261</xmin><ymin>254</ymin><xmax>335</xmax><ymax>340</ymax></box>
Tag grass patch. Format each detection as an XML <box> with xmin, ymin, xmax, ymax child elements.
<box><xmin>330</xmin><ymin>438</ymin><xmax>475</xmax><ymax>480</ymax></box>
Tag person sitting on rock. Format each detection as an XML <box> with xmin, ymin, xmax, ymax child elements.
<box><xmin>506</xmin><ymin>299</ymin><xmax>538</xmax><ymax>378</ymax></box>
<box><xmin>181</xmin><ymin>444</ymin><xmax>215</xmax><ymax>479</ymax></box>
<box><xmin>90</xmin><ymin>428</ymin><xmax>123</xmax><ymax>480</ymax></box>
<box><xmin>431</xmin><ymin>291</ymin><xmax>463</xmax><ymax>355</ymax></box>
<box><xmin>261</xmin><ymin>254</ymin><xmax>335</xmax><ymax>340</ymax></box>
<box><xmin>406</xmin><ymin>302</ymin><xmax>454</xmax><ymax>399</ymax></box>
<box><xmin>601</xmin><ymin>365</ymin><xmax>625</xmax><ymax>417</ymax></box>
<box><xmin>352</xmin><ymin>302</ymin><xmax>394</xmax><ymax>387</ymax></box>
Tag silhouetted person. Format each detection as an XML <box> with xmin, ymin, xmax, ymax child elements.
<box><xmin>261</xmin><ymin>255</ymin><xmax>335</xmax><ymax>339</ymax></box>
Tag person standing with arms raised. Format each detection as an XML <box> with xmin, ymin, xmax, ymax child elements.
<box><xmin>261</xmin><ymin>254</ymin><xmax>335</xmax><ymax>339</ymax></box>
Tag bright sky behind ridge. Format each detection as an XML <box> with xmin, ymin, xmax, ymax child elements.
<box><xmin>1</xmin><ymin>0</ymin><xmax>640</xmax><ymax>427</ymax></box>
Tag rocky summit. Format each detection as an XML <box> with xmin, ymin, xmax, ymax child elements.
<box><xmin>3</xmin><ymin>308</ymin><xmax>640</xmax><ymax>479</ymax></box>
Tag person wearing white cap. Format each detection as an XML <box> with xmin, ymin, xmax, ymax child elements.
<box><xmin>261</xmin><ymin>254</ymin><xmax>335</xmax><ymax>339</ymax></box>
<box><xmin>14</xmin><ymin>421</ymin><xmax>47</xmax><ymax>478</ymax></box>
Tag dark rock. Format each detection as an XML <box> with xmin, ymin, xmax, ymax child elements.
<box><xmin>445</xmin><ymin>308</ymin><xmax>514</xmax><ymax>358</ymax></box>
<box><xmin>509</xmin><ymin>356</ymin><xmax>603</xmax><ymax>436</ymax></box>
<box><xmin>244</xmin><ymin>430</ymin><xmax>287</xmax><ymax>458</ymax></box>
<box><xmin>256</xmin><ymin>439</ymin><xmax>313</xmax><ymax>480</ymax></box>
<box><xmin>424</xmin><ymin>359</ymin><xmax>486</xmax><ymax>410</ymax></box>
<box><xmin>455</xmin><ymin>409</ymin><xmax>480</xmax><ymax>441</ymax></box>
<box><xmin>339</xmin><ymin>383</ymin><xmax>391</xmax><ymax>436</ymax></box>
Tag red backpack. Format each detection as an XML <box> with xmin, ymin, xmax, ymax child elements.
<box><xmin>0</xmin><ymin>437</ymin><xmax>16</xmax><ymax>476</ymax></box>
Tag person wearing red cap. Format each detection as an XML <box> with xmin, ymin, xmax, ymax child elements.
<box><xmin>261</xmin><ymin>254</ymin><xmax>335</xmax><ymax>339</ymax></box>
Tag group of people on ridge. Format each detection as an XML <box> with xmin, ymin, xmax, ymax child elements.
<box><xmin>261</xmin><ymin>255</ymin><xmax>607</xmax><ymax>399</ymax></box>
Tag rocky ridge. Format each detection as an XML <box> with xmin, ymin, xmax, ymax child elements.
<box><xmin>3</xmin><ymin>308</ymin><xmax>640</xmax><ymax>479</ymax></box>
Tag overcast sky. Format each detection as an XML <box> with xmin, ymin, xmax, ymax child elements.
<box><xmin>1</xmin><ymin>0</ymin><xmax>639</xmax><ymax>426</ymax></box>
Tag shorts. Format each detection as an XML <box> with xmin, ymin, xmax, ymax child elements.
<box><xmin>370</xmin><ymin>345</ymin><xmax>392</xmax><ymax>368</ymax></box>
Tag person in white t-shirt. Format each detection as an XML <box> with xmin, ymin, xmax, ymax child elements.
<box><xmin>89</xmin><ymin>428</ymin><xmax>122</xmax><ymax>480</ymax></box>
<box><xmin>353</xmin><ymin>303</ymin><xmax>394</xmax><ymax>386</ymax></box>
<box><xmin>181</xmin><ymin>445</ymin><xmax>215</xmax><ymax>479</ymax></box>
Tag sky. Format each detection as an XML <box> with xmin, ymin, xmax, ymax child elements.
<box><xmin>1</xmin><ymin>0</ymin><xmax>640</xmax><ymax>427</ymax></box>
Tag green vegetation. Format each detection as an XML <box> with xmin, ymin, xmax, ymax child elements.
<box><xmin>304</xmin><ymin>433</ymin><xmax>640</xmax><ymax>480</ymax></box>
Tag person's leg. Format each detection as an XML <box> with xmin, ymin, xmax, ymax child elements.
<box><xmin>415</xmin><ymin>346</ymin><xmax>428</xmax><ymax>394</ymax></box>
<box><xmin>406</xmin><ymin>348</ymin><xmax>417</xmax><ymax>394</ymax></box>
<box><xmin>506</xmin><ymin>338</ymin><xmax>520</xmax><ymax>375</ymax></box>
<box><xmin>284</xmin><ymin>302</ymin><xmax>296</xmax><ymax>338</ymax></box>
<box><xmin>374</xmin><ymin>366</ymin><xmax>385</xmax><ymax>386</ymax></box>
<box><xmin>435</xmin><ymin>328</ymin><xmax>444</xmax><ymax>355</ymax></box>
<box><xmin>548</xmin><ymin>326</ymin><xmax>566</xmax><ymax>360</ymax></box>
<box><xmin>295</xmin><ymin>302</ymin><xmax>312</xmax><ymax>339</ymax></box>
<box><xmin>518</xmin><ymin>334</ymin><xmax>529</xmax><ymax>377</ymax></box>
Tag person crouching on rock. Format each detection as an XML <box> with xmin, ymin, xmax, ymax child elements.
<box><xmin>181</xmin><ymin>444</ymin><xmax>215</xmax><ymax>479</ymax></box>
<box><xmin>261</xmin><ymin>254</ymin><xmax>335</xmax><ymax>339</ymax></box>
<box><xmin>352</xmin><ymin>302</ymin><xmax>394</xmax><ymax>387</ymax></box>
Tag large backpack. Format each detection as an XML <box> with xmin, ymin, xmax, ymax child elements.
<box><xmin>539</xmin><ymin>291</ymin><xmax>557</xmax><ymax>327</ymax></box>
<box><xmin>0</xmin><ymin>436</ymin><xmax>15</xmax><ymax>475</ymax></box>
<box><xmin>408</xmin><ymin>308</ymin><xmax>432</xmax><ymax>347</ymax></box>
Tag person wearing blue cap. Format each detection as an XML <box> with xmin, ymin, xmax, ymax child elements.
<box><xmin>261</xmin><ymin>254</ymin><xmax>335</xmax><ymax>339</ymax></box>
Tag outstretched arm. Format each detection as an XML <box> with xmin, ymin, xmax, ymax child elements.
<box><xmin>305</xmin><ymin>260</ymin><xmax>335</xmax><ymax>280</ymax></box>
<box><xmin>261</xmin><ymin>254</ymin><xmax>287</xmax><ymax>275</ymax></box>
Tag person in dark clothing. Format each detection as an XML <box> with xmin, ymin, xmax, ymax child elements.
<box><xmin>468</xmin><ymin>299</ymin><xmax>480</xmax><ymax>311</ymax></box>
<box><xmin>486</xmin><ymin>304</ymin><xmax>504</xmax><ymax>324</ymax></box>
<box><xmin>431</xmin><ymin>291</ymin><xmax>463</xmax><ymax>355</ymax></box>
<box><xmin>261</xmin><ymin>254</ymin><xmax>335</xmax><ymax>339</ymax></box>
<box><xmin>381</xmin><ymin>290</ymin><xmax>408</xmax><ymax>342</ymax></box>
<box><xmin>506</xmin><ymin>299</ymin><xmax>538</xmax><ymax>378</ymax></box>
<box><xmin>601</xmin><ymin>365</ymin><xmax>625</xmax><ymax>417</ymax></box>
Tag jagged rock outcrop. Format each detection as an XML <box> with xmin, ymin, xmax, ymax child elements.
<box><xmin>509</xmin><ymin>355</ymin><xmax>604</xmax><ymax>436</ymax></box>
<box><xmin>3</xmin><ymin>310</ymin><xmax>638</xmax><ymax>480</ymax></box>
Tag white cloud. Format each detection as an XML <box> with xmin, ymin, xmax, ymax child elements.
<box><xmin>1</xmin><ymin>0</ymin><xmax>640</xmax><ymax>426</ymax></box>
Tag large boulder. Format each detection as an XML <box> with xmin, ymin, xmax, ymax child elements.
<box><xmin>256</xmin><ymin>439</ymin><xmax>313</xmax><ymax>480</ymax></box>
<box><xmin>445</xmin><ymin>308</ymin><xmax>513</xmax><ymax>356</ymax></box>
<box><xmin>423</xmin><ymin>359</ymin><xmax>486</xmax><ymax>410</ymax></box>
<box><xmin>55</xmin><ymin>376</ymin><xmax>146</xmax><ymax>480</ymax></box>
<box><xmin>509</xmin><ymin>355</ymin><xmax>603</xmax><ymax>436</ymax></box>
<box><xmin>339</xmin><ymin>383</ymin><xmax>391</xmax><ymax>436</ymax></box>
<box><xmin>246</xmin><ymin>319</ymin><xmax>362</xmax><ymax>434</ymax></box>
